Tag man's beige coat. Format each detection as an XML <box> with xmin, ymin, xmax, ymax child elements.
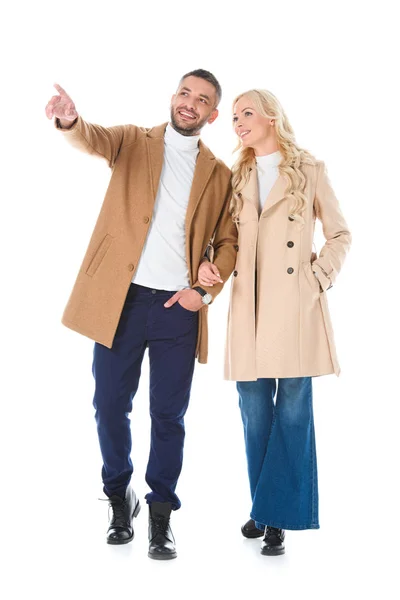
<box><xmin>57</xmin><ymin>117</ymin><xmax>237</xmax><ymax>363</ymax></box>
<box><xmin>224</xmin><ymin>161</ymin><xmax>351</xmax><ymax>380</ymax></box>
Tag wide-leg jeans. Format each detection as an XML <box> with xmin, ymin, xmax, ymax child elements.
<box><xmin>237</xmin><ymin>377</ymin><xmax>319</xmax><ymax>530</ymax></box>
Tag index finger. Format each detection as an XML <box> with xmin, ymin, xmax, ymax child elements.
<box><xmin>54</xmin><ymin>83</ymin><xmax>71</xmax><ymax>99</ymax></box>
<box><xmin>164</xmin><ymin>292</ymin><xmax>180</xmax><ymax>308</ymax></box>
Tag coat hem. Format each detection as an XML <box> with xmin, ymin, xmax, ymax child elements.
<box><xmin>224</xmin><ymin>368</ymin><xmax>336</xmax><ymax>381</ymax></box>
<box><xmin>61</xmin><ymin>317</ymin><xmax>113</xmax><ymax>349</ymax></box>
<box><xmin>62</xmin><ymin>317</ymin><xmax>209</xmax><ymax>362</ymax></box>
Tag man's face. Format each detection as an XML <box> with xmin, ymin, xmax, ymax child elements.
<box><xmin>170</xmin><ymin>76</ymin><xmax>219</xmax><ymax>136</ymax></box>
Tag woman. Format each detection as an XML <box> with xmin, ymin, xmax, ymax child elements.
<box><xmin>198</xmin><ymin>89</ymin><xmax>351</xmax><ymax>555</ymax></box>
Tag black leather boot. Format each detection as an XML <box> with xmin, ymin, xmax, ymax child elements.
<box><xmin>148</xmin><ymin>502</ymin><xmax>177</xmax><ymax>560</ymax></box>
<box><xmin>106</xmin><ymin>486</ymin><xmax>141</xmax><ymax>545</ymax></box>
<box><xmin>241</xmin><ymin>518</ymin><xmax>265</xmax><ymax>539</ymax></box>
<box><xmin>261</xmin><ymin>526</ymin><xmax>286</xmax><ymax>555</ymax></box>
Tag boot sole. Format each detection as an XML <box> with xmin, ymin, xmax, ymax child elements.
<box><xmin>261</xmin><ymin>547</ymin><xmax>285</xmax><ymax>556</ymax></box>
<box><xmin>106</xmin><ymin>500</ymin><xmax>141</xmax><ymax>545</ymax></box>
<box><xmin>241</xmin><ymin>528</ymin><xmax>264</xmax><ymax>539</ymax></box>
<box><xmin>148</xmin><ymin>551</ymin><xmax>177</xmax><ymax>560</ymax></box>
<box><xmin>107</xmin><ymin>536</ymin><xmax>134</xmax><ymax>545</ymax></box>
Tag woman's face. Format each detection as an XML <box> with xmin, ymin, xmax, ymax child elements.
<box><xmin>233</xmin><ymin>96</ymin><xmax>275</xmax><ymax>151</ymax></box>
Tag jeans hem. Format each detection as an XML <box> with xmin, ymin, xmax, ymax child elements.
<box><xmin>103</xmin><ymin>484</ymin><xmax>129</xmax><ymax>499</ymax></box>
<box><xmin>251</xmin><ymin>512</ymin><xmax>320</xmax><ymax>531</ymax></box>
<box><xmin>145</xmin><ymin>493</ymin><xmax>180</xmax><ymax>511</ymax></box>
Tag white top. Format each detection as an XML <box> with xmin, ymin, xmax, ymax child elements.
<box><xmin>255</xmin><ymin>151</ymin><xmax>282</xmax><ymax>213</ymax></box>
<box><xmin>132</xmin><ymin>124</ymin><xmax>200</xmax><ymax>291</ymax></box>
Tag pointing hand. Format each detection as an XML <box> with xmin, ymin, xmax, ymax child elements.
<box><xmin>45</xmin><ymin>83</ymin><xmax>78</xmax><ymax>122</ymax></box>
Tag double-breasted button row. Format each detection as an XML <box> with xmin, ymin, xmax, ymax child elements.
<box><xmin>233</xmin><ymin>270</ymin><xmax>238</xmax><ymax>277</ymax></box>
<box><xmin>234</xmin><ymin>244</ymin><xmax>239</xmax><ymax>251</ymax></box>
<box><xmin>143</xmin><ymin>216</ymin><xmax>150</xmax><ymax>224</ymax></box>
<box><xmin>287</xmin><ymin>218</ymin><xmax>294</xmax><ymax>272</ymax></box>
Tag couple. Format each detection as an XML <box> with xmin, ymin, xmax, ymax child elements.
<box><xmin>45</xmin><ymin>69</ymin><xmax>351</xmax><ymax>559</ymax></box>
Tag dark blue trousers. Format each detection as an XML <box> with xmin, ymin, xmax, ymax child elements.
<box><xmin>92</xmin><ymin>283</ymin><xmax>198</xmax><ymax>510</ymax></box>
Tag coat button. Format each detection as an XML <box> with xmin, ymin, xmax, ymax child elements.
<box><xmin>287</xmin><ymin>241</ymin><xmax>294</xmax><ymax>248</ymax></box>
<box><xmin>287</xmin><ymin>267</ymin><xmax>294</xmax><ymax>274</ymax></box>
<box><xmin>233</xmin><ymin>270</ymin><xmax>238</xmax><ymax>277</ymax></box>
<box><xmin>143</xmin><ymin>216</ymin><xmax>150</xmax><ymax>223</ymax></box>
<box><xmin>128</xmin><ymin>264</ymin><xmax>134</xmax><ymax>271</ymax></box>
<box><xmin>234</xmin><ymin>245</ymin><xmax>239</xmax><ymax>251</ymax></box>
<box><xmin>288</xmin><ymin>215</ymin><xmax>294</xmax><ymax>221</ymax></box>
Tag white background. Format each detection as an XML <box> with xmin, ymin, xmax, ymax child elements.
<box><xmin>1</xmin><ymin>1</ymin><xmax>399</xmax><ymax>598</ymax></box>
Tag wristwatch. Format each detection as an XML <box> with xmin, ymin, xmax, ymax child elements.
<box><xmin>192</xmin><ymin>286</ymin><xmax>213</xmax><ymax>305</ymax></box>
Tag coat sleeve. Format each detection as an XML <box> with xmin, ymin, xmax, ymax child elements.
<box><xmin>192</xmin><ymin>179</ymin><xmax>238</xmax><ymax>302</ymax></box>
<box><xmin>54</xmin><ymin>116</ymin><xmax>137</xmax><ymax>168</ymax></box>
<box><xmin>312</xmin><ymin>161</ymin><xmax>352</xmax><ymax>291</ymax></box>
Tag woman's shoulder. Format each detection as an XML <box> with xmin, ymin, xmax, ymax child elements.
<box><xmin>301</xmin><ymin>157</ymin><xmax>325</xmax><ymax>173</ymax></box>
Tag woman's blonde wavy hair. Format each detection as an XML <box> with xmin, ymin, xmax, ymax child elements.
<box><xmin>230</xmin><ymin>89</ymin><xmax>315</xmax><ymax>223</ymax></box>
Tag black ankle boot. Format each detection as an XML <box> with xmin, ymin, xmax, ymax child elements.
<box><xmin>241</xmin><ymin>518</ymin><xmax>265</xmax><ymax>539</ymax></box>
<box><xmin>148</xmin><ymin>502</ymin><xmax>177</xmax><ymax>560</ymax></box>
<box><xmin>106</xmin><ymin>486</ymin><xmax>141</xmax><ymax>545</ymax></box>
<box><xmin>261</xmin><ymin>526</ymin><xmax>285</xmax><ymax>555</ymax></box>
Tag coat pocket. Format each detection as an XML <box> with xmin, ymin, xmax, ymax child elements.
<box><xmin>86</xmin><ymin>234</ymin><xmax>114</xmax><ymax>277</ymax></box>
<box><xmin>302</xmin><ymin>261</ymin><xmax>320</xmax><ymax>297</ymax></box>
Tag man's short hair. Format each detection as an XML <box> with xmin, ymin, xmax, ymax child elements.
<box><xmin>179</xmin><ymin>69</ymin><xmax>222</xmax><ymax>106</ymax></box>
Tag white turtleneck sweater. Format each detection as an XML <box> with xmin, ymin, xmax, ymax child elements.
<box><xmin>255</xmin><ymin>151</ymin><xmax>282</xmax><ymax>213</ymax></box>
<box><xmin>132</xmin><ymin>124</ymin><xmax>200</xmax><ymax>291</ymax></box>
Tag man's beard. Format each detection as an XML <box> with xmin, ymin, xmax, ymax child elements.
<box><xmin>170</xmin><ymin>109</ymin><xmax>208</xmax><ymax>136</ymax></box>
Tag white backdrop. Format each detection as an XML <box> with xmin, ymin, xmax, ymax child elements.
<box><xmin>1</xmin><ymin>1</ymin><xmax>399</xmax><ymax>598</ymax></box>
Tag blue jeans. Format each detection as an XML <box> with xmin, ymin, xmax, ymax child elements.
<box><xmin>237</xmin><ymin>378</ymin><xmax>319</xmax><ymax>530</ymax></box>
<box><xmin>92</xmin><ymin>283</ymin><xmax>198</xmax><ymax>509</ymax></box>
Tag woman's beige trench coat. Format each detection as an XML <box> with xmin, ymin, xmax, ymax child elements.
<box><xmin>224</xmin><ymin>161</ymin><xmax>351</xmax><ymax>381</ymax></box>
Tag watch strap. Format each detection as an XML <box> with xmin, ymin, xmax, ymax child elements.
<box><xmin>192</xmin><ymin>286</ymin><xmax>207</xmax><ymax>298</ymax></box>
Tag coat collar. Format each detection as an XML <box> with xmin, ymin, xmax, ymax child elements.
<box><xmin>241</xmin><ymin>164</ymin><xmax>288</xmax><ymax>217</ymax></box>
<box><xmin>146</xmin><ymin>122</ymin><xmax>215</xmax><ymax>158</ymax></box>
<box><xmin>145</xmin><ymin>123</ymin><xmax>216</xmax><ymax>228</ymax></box>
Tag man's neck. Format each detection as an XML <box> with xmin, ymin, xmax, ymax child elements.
<box><xmin>169</xmin><ymin>122</ymin><xmax>201</xmax><ymax>138</ymax></box>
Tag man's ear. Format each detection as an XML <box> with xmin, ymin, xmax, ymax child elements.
<box><xmin>208</xmin><ymin>108</ymin><xmax>219</xmax><ymax>125</ymax></box>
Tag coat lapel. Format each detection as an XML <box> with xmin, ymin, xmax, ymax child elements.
<box><xmin>185</xmin><ymin>140</ymin><xmax>216</xmax><ymax>231</ymax></box>
<box><xmin>260</xmin><ymin>172</ymin><xmax>288</xmax><ymax>216</ymax></box>
<box><xmin>241</xmin><ymin>168</ymin><xmax>259</xmax><ymax>215</ymax></box>
<box><xmin>146</xmin><ymin>123</ymin><xmax>168</xmax><ymax>203</ymax></box>
<box><xmin>241</xmin><ymin>164</ymin><xmax>289</xmax><ymax>219</ymax></box>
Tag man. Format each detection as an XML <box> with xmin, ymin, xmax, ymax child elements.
<box><xmin>45</xmin><ymin>70</ymin><xmax>237</xmax><ymax>560</ymax></box>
